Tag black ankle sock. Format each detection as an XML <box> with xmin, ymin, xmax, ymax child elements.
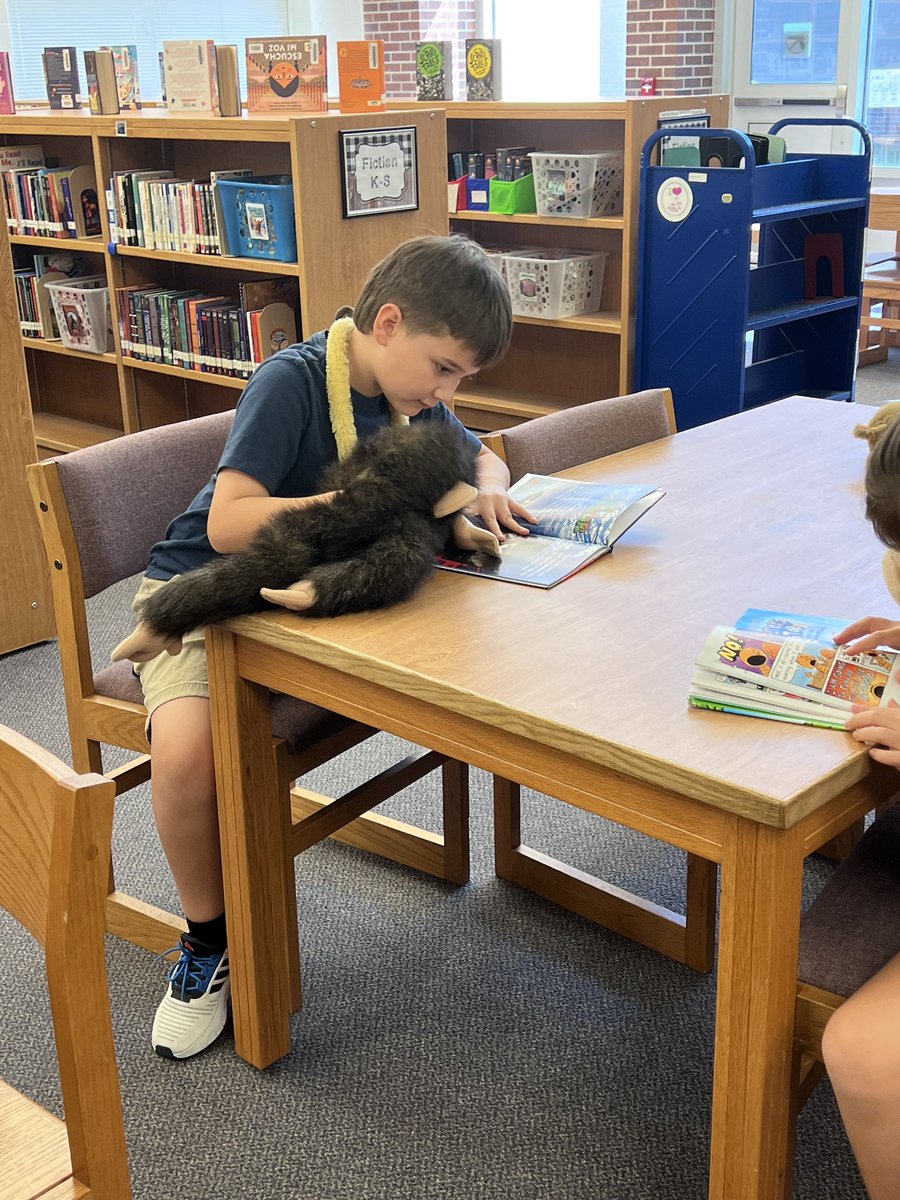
<box><xmin>186</xmin><ymin>912</ymin><xmax>227</xmax><ymax>954</ymax></box>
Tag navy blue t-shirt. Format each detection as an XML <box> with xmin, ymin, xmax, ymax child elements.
<box><xmin>146</xmin><ymin>330</ymin><xmax>481</xmax><ymax>580</ymax></box>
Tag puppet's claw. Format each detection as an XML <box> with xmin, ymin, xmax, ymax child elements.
<box><xmin>452</xmin><ymin>514</ymin><xmax>501</xmax><ymax>558</ymax></box>
<box><xmin>260</xmin><ymin>580</ymin><xmax>318</xmax><ymax>611</ymax></box>
<box><xmin>111</xmin><ymin>623</ymin><xmax>183</xmax><ymax>663</ymax></box>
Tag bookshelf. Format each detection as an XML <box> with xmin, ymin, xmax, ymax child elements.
<box><xmin>440</xmin><ymin>97</ymin><xmax>730</xmax><ymax>431</ymax></box>
<box><xmin>0</xmin><ymin>106</ymin><xmax>448</xmax><ymax>652</ymax></box>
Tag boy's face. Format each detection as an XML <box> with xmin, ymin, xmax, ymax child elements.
<box><xmin>372</xmin><ymin>309</ymin><xmax>480</xmax><ymax>416</ymax></box>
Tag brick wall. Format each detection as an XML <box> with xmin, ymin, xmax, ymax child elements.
<box><xmin>364</xmin><ymin>0</ymin><xmax>476</xmax><ymax>99</ymax></box>
<box><xmin>626</xmin><ymin>0</ymin><xmax>715</xmax><ymax>96</ymax></box>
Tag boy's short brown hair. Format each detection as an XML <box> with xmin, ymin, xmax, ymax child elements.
<box><xmin>353</xmin><ymin>234</ymin><xmax>512</xmax><ymax>369</ymax></box>
<box><xmin>866</xmin><ymin>411</ymin><xmax>900</xmax><ymax>550</ymax></box>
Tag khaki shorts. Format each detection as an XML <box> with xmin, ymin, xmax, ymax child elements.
<box><xmin>132</xmin><ymin>576</ymin><xmax>209</xmax><ymax>726</ymax></box>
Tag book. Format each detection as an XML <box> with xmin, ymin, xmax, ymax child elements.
<box><xmin>245</xmin><ymin>37</ymin><xmax>327</xmax><ymax>113</ymax></box>
<box><xmin>0</xmin><ymin>52</ymin><xmax>15</xmax><ymax>115</ymax></box>
<box><xmin>83</xmin><ymin>49</ymin><xmax>119</xmax><ymax>115</ymax></box>
<box><xmin>216</xmin><ymin>45</ymin><xmax>242</xmax><ymax>117</ymax></box>
<box><xmin>689</xmin><ymin>609</ymin><xmax>900</xmax><ymax>729</ymax></box>
<box><xmin>337</xmin><ymin>40</ymin><xmax>385</xmax><ymax>113</ymax></box>
<box><xmin>101</xmin><ymin>45</ymin><xmax>141</xmax><ymax>110</ymax></box>
<box><xmin>416</xmin><ymin>41</ymin><xmax>452</xmax><ymax>101</ymax></box>
<box><xmin>465</xmin><ymin>39</ymin><xmax>501</xmax><ymax>101</ymax></box>
<box><xmin>434</xmin><ymin>473</ymin><xmax>664</xmax><ymax>588</ymax></box>
<box><xmin>42</xmin><ymin>46</ymin><xmax>80</xmax><ymax>110</ymax></box>
<box><xmin>163</xmin><ymin>40</ymin><xmax>220</xmax><ymax>114</ymax></box>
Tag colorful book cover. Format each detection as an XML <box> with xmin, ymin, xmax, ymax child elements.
<box><xmin>337</xmin><ymin>40</ymin><xmax>385</xmax><ymax>113</ymax></box>
<box><xmin>416</xmin><ymin>42</ymin><xmax>452</xmax><ymax>102</ymax></box>
<box><xmin>0</xmin><ymin>52</ymin><xmax>16</xmax><ymax>115</ymax></box>
<box><xmin>42</xmin><ymin>47</ymin><xmax>80</xmax><ymax>110</ymax></box>
<box><xmin>101</xmin><ymin>45</ymin><xmax>141</xmax><ymax>110</ymax></box>
<box><xmin>245</xmin><ymin>37</ymin><xmax>327</xmax><ymax>113</ymax></box>
<box><xmin>465</xmin><ymin>39</ymin><xmax>501</xmax><ymax>101</ymax></box>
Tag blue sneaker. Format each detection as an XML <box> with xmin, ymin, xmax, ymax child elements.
<box><xmin>151</xmin><ymin>934</ymin><xmax>230</xmax><ymax>1059</ymax></box>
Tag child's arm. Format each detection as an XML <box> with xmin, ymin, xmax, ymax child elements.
<box><xmin>208</xmin><ymin>468</ymin><xmax>337</xmax><ymax>554</ymax></box>
<box><xmin>473</xmin><ymin>445</ymin><xmax>536</xmax><ymax>540</ymax></box>
<box><xmin>834</xmin><ymin>616</ymin><xmax>900</xmax><ymax>657</ymax></box>
<box><xmin>846</xmin><ymin>700</ymin><xmax>900</xmax><ymax>766</ymax></box>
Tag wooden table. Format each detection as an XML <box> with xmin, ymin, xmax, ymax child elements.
<box><xmin>206</xmin><ymin>395</ymin><xmax>898</xmax><ymax>1199</ymax></box>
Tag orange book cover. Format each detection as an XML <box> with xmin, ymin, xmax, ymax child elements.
<box><xmin>245</xmin><ymin>36</ymin><xmax>327</xmax><ymax>113</ymax></box>
<box><xmin>337</xmin><ymin>40</ymin><xmax>385</xmax><ymax>113</ymax></box>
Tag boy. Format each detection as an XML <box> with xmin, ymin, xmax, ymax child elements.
<box><xmin>818</xmin><ymin>410</ymin><xmax>900</xmax><ymax>1198</ymax></box>
<box><xmin>132</xmin><ymin>235</ymin><xmax>534</xmax><ymax>1058</ymax></box>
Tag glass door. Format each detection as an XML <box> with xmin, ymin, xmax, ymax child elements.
<box><xmin>731</xmin><ymin>0</ymin><xmax>864</xmax><ymax>152</ymax></box>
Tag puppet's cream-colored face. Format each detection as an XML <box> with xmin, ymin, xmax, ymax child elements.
<box><xmin>375</xmin><ymin>324</ymin><xmax>479</xmax><ymax>417</ymax></box>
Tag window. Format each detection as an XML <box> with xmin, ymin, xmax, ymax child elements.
<box><xmin>861</xmin><ymin>0</ymin><xmax>900</xmax><ymax>168</ymax></box>
<box><xmin>7</xmin><ymin>1</ymin><xmax>289</xmax><ymax>101</ymax></box>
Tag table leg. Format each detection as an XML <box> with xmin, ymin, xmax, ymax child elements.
<box><xmin>207</xmin><ymin>626</ymin><xmax>295</xmax><ymax>1068</ymax></box>
<box><xmin>709</xmin><ymin>814</ymin><xmax>805</xmax><ymax>1199</ymax></box>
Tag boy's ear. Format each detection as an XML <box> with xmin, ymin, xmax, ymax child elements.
<box><xmin>372</xmin><ymin>303</ymin><xmax>404</xmax><ymax>346</ymax></box>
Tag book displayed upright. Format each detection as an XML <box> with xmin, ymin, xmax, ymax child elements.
<box><xmin>245</xmin><ymin>37</ymin><xmax>327</xmax><ymax>112</ymax></box>
<box><xmin>465</xmin><ymin>38</ymin><xmax>501</xmax><ymax>101</ymax></box>
<box><xmin>689</xmin><ymin>609</ymin><xmax>900</xmax><ymax>729</ymax></box>
<box><xmin>435</xmin><ymin>473</ymin><xmax>664</xmax><ymax>588</ymax></box>
<box><xmin>83</xmin><ymin>49</ymin><xmax>119</xmax><ymax>115</ymax></box>
<box><xmin>416</xmin><ymin>41</ymin><xmax>453</xmax><ymax>101</ymax></box>
<box><xmin>101</xmin><ymin>45</ymin><xmax>141</xmax><ymax>110</ymax></box>
<box><xmin>42</xmin><ymin>47</ymin><xmax>80</xmax><ymax>110</ymax></box>
<box><xmin>337</xmin><ymin>40</ymin><xmax>385</xmax><ymax>114</ymax></box>
<box><xmin>0</xmin><ymin>52</ymin><xmax>16</xmax><ymax>115</ymax></box>
<box><xmin>163</xmin><ymin>40</ymin><xmax>220</xmax><ymax>114</ymax></box>
<box><xmin>215</xmin><ymin>45</ymin><xmax>242</xmax><ymax>117</ymax></box>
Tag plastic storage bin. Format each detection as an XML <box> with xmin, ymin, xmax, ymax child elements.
<box><xmin>503</xmin><ymin>250</ymin><xmax>608</xmax><ymax>319</ymax></box>
<box><xmin>532</xmin><ymin>151</ymin><xmax>624</xmax><ymax>218</ymax></box>
<box><xmin>214</xmin><ymin>175</ymin><xmax>297</xmax><ymax>262</ymax></box>
<box><xmin>45</xmin><ymin>276</ymin><xmax>112</xmax><ymax>353</ymax></box>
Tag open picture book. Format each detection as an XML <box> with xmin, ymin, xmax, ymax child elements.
<box><xmin>435</xmin><ymin>474</ymin><xmax>665</xmax><ymax>588</ymax></box>
<box><xmin>689</xmin><ymin>608</ymin><xmax>900</xmax><ymax>730</ymax></box>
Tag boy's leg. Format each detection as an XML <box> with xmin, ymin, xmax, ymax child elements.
<box><xmin>821</xmin><ymin>949</ymin><xmax>900</xmax><ymax>1199</ymax></box>
<box><xmin>132</xmin><ymin>577</ymin><xmax>231</xmax><ymax>1059</ymax></box>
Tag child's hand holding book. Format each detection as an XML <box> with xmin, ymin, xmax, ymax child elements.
<box><xmin>846</xmin><ymin>698</ymin><xmax>900</xmax><ymax>766</ymax></box>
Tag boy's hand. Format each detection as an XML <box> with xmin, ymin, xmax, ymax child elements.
<box><xmin>473</xmin><ymin>488</ymin><xmax>536</xmax><ymax>541</ymax></box>
<box><xmin>834</xmin><ymin>615</ymin><xmax>900</xmax><ymax>656</ymax></box>
<box><xmin>846</xmin><ymin>699</ymin><xmax>900</xmax><ymax>766</ymax></box>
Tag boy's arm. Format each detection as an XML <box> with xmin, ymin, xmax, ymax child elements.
<box><xmin>473</xmin><ymin>445</ymin><xmax>536</xmax><ymax>540</ymax></box>
<box><xmin>208</xmin><ymin>468</ymin><xmax>336</xmax><ymax>553</ymax></box>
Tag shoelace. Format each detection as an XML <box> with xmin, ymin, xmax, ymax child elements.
<box><xmin>158</xmin><ymin>943</ymin><xmax>216</xmax><ymax>1001</ymax></box>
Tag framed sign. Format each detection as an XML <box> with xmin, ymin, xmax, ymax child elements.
<box><xmin>339</xmin><ymin>126</ymin><xmax>418</xmax><ymax>218</ymax></box>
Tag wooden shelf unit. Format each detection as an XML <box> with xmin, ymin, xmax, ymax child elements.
<box><xmin>441</xmin><ymin>97</ymin><xmax>729</xmax><ymax>430</ymax></box>
<box><xmin>0</xmin><ymin>106</ymin><xmax>448</xmax><ymax>652</ymax></box>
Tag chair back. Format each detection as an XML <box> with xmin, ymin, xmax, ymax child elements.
<box><xmin>34</xmin><ymin>411</ymin><xmax>234</xmax><ymax>600</ymax></box>
<box><xmin>0</xmin><ymin>722</ymin><xmax>130</xmax><ymax>1199</ymax></box>
<box><xmin>487</xmin><ymin>389</ymin><xmax>675</xmax><ymax>483</ymax></box>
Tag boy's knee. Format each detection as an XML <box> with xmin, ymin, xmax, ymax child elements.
<box><xmin>823</xmin><ymin>1000</ymin><xmax>900</xmax><ymax>1100</ymax></box>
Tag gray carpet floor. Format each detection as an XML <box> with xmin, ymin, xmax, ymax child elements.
<box><xmin>5</xmin><ymin>375</ymin><xmax>899</xmax><ymax>1197</ymax></box>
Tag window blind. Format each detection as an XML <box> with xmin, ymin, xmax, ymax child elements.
<box><xmin>7</xmin><ymin>1</ymin><xmax>289</xmax><ymax>102</ymax></box>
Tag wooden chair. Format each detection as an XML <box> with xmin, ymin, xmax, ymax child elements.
<box><xmin>484</xmin><ymin>389</ymin><xmax>716</xmax><ymax>972</ymax></box>
<box><xmin>0</xmin><ymin>721</ymin><xmax>131</xmax><ymax>1200</ymax></box>
<box><xmin>782</xmin><ymin>799</ymin><xmax>900</xmax><ymax>1193</ymax></box>
<box><xmin>859</xmin><ymin>258</ymin><xmax>900</xmax><ymax>366</ymax></box>
<box><xmin>26</xmin><ymin>413</ymin><xmax>469</xmax><ymax>997</ymax></box>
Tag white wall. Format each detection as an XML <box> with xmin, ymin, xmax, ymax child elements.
<box><xmin>286</xmin><ymin>0</ymin><xmax>363</xmax><ymax>93</ymax></box>
<box><xmin>0</xmin><ymin>0</ymin><xmax>11</xmax><ymax>54</ymax></box>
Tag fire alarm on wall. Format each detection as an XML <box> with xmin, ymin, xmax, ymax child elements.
<box><xmin>639</xmin><ymin>76</ymin><xmax>656</xmax><ymax>96</ymax></box>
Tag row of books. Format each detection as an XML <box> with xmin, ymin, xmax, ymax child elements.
<box><xmin>2</xmin><ymin>151</ymin><xmax>101</xmax><ymax>240</ymax></box>
<box><xmin>115</xmin><ymin>278</ymin><xmax>298</xmax><ymax>378</ymax></box>
<box><xmin>106</xmin><ymin>167</ymin><xmax>250</xmax><ymax>254</ymax></box>
<box><xmin>449</xmin><ymin>146</ymin><xmax>535</xmax><ymax>183</ymax></box>
<box><xmin>0</xmin><ymin>36</ymin><xmax>504</xmax><ymax>119</ymax></box>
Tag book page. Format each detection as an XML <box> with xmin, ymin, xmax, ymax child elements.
<box><xmin>435</xmin><ymin>534</ymin><xmax>605</xmax><ymax>588</ymax></box>
<box><xmin>696</xmin><ymin>627</ymin><xmax>900</xmax><ymax>712</ymax></box>
<box><xmin>507</xmin><ymin>474</ymin><xmax>662</xmax><ymax>547</ymax></box>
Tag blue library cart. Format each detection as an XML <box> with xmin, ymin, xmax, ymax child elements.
<box><xmin>634</xmin><ymin>119</ymin><xmax>871</xmax><ymax>430</ymax></box>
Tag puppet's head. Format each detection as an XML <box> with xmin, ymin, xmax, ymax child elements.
<box><xmin>323</xmin><ymin>421</ymin><xmax>479</xmax><ymax>521</ymax></box>
<box><xmin>853</xmin><ymin>401</ymin><xmax>900</xmax><ymax>449</ymax></box>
